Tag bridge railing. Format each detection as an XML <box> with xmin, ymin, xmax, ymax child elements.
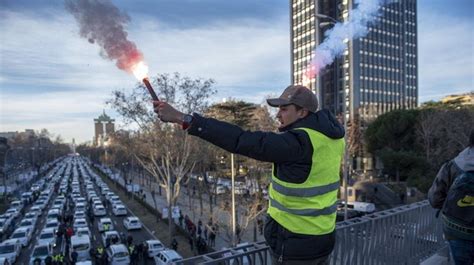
<box><xmin>176</xmin><ymin>200</ymin><xmax>446</xmax><ymax>265</ymax></box>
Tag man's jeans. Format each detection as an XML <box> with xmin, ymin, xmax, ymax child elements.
<box><xmin>448</xmin><ymin>239</ymin><xmax>474</xmax><ymax>265</ymax></box>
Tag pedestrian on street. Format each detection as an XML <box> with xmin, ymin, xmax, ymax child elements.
<box><xmin>428</xmin><ymin>130</ymin><xmax>474</xmax><ymax>265</ymax></box>
<box><xmin>208</xmin><ymin>230</ymin><xmax>216</xmax><ymax>247</ymax></box>
<box><xmin>127</xmin><ymin>235</ymin><xmax>134</xmax><ymax>246</ymax></box>
<box><xmin>154</xmin><ymin>84</ymin><xmax>345</xmax><ymax>264</ymax></box>
<box><xmin>142</xmin><ymin>242</ymin><xmax>149</xmax><ymax>261</ymax></box>
<box><xmin>188</xmin><ymin>235</ymin><xmax>194</xmax><ymax>251</ymax></box>
<box><xmin>179</xmin><ymin>211</ymin><xmax>184</xmax><ymax>228</ymax></box>
<box><xmin>171</xmin><ymin>238</ymin><xmax>178</xmax><ymax>251</ymax></box>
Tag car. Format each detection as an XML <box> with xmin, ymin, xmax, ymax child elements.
<box><xmin>212</xmin><ymin>185</ymin><xmax>227</xmax><ymax>195</ymax></box>
<box><xmin>112</xmin><ymin>204</ymin><xmax>127</xmax><ymax>216</ymax></box>
<box><xmin>53</xmin><ymin>199</ymin><xmax>64</xmax><ymax>209</ymax></box>
<box><xmin>18</xmin><ymin>218</ymin><xmax>36</xmax><ymax>231</ymax></box>
<box><xmin>29</xmin><ymin>243</ymin><xmax>52</xmax><ymax>265</ymax></box>
<box><xmin>0</xmin><ymin>239</ymin><xmax>21</xmax><ymax>264</ymax></box>
<box><xmin>153</xmin><ymin>249</ymin><xmax>183</xmax><ymax>265</ymax></box>
<box><xmin>50</xmin><ymin>205</ymin><xmax>64</xmax><ymax>216</ymax></box>
<box><xmin>38</xmin><ymin>228</ymin><xmax>57</xmax><ymax>248</ymax></box>
<box><xmin>29</xmin><ymin>206</ymin><xmax>42</xmax><ymax>217</ymax></box>
<box><xmin>46</xmin><ymin>209</ymin><xmax>60</xmax><ymax>221</ymax></box>
<box><xmin>21</xmin><ymin>192</ymin><xmax>33</xmax><ymax>204</ymax></box>
<box><xmin>101</xmin><ymin>231</ymin><xmax>121</xmax><ymax>247</ymax></box>
<box><xmin>73</xmin><ymin>218</ymin><xmax>88</xmax><ymax>230</ymax></box>
<box><xmin>33</xmin><ymin>199</ymin><xmax>47</xmax><ymax>210</ymax></box>
<box><xmin>144</xmin><ymin>240</ymin><xmax>165</xmax><ymax>258</ymax></box>
<box><xmin>9</xmin><ymin>201</ymin><xmax>23</xmax><ymax>211</ymax></box>
<box><xmin>10</xmin><ymin>227</ymin><xmax>32</xmax><ymax>247</ymax></box>
<box><xmin>101</xmin><ymin>188</ymin><xmax>110</xmax><ymax>196</ymax></box>
<box><xmin>5</xmin><ymin>209</ymin><xmax>19</xmax><ymax>220</ymax></box>
<box><xmin>70</xmin><ymin>235</ymin><xmax>91</xmax><ymax>262</ymax></box>
<box><xmin>0</xmin><ymin>219</ymin><xmax>9</xmax><ymax>235</ymax></box>
<box><xmin>93</xmin><ymin>205</ymin><xmax>106</xmax><ymax>217</ymax></box>
<box><xmin>106</xmin><ymin>244</ymin><xmax>129</xmax><ymax>265</ymax></box>
<box><xmin>123</xmin><ymin>217</ymin><xmax>142</xmax><ymax>230</ymax></box>
<box><xmin>74</xmin><ymin>211</ymin><xmax>86</xmax><ymax>220</ymax></box>
<box><xmin>76</xmin><ymin>227</ymin><xmax>91</xmax><ymax>238</ymax></box>
<box><xmin>75</xmin><ymin>202</ymin><xmax>86</xmax><ymax>212</ymax></box>
<box><xmin>45</xmin><ymin>219</ymin><xmax>59</xmax><ymax>233</ymax></box>
<box><xmin>109</xmin><ymin>195</ymin><xmax>121</xmax><ymax>204</ymax></box>
<box><xmin>24</xmin><ymin>212</ymin><xmax>38</xmax><ymax>223</ymax></box>
<box><xmin>105</xmin><ymin>192</ymin><xmax>115</xmax><ymax>201</ymax></box>
<box><xmin>98</xmin><ymin>218</ymin><xmax>114</xmax><ymax>232</ymax></box>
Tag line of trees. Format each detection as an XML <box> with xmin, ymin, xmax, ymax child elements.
<box><xmin>365</xmin><ymin>103</ymin><xmax>474</xmax><ymax>192</ymax></box>
<box><xmin>91</xmin><ymin>72</ymin><xmax>275</xmax><ymax>244</ymax></box>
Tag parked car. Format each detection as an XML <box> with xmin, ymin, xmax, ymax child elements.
<box><xmin>18</xmin><ymin>218</ymin><xmax>36</xmax><ymax>231</ymax></box>
<box><xmin>70</xmin><ymin>235</ymin><xmax>91</xmax><ymax>262</ymax></box>
<box><xmin>112</xmin><ymin>204</ymin><xmax>127</xmax><ymax>216</ymax></box>
<box><xmin>101</xmin><ymin>231</ymin><xmax>121</xmax><ymax>247</ymax></box>
<box><xmin>144</xmin><ymin>240</ymin><xmax>165</xmax><ymax>258</ymax></box>
<box><xmin>93</xmin><ymin>205</ymin><xmax>107</xmax><ymax>217</ymax></box>
<box><xmin>45</xmin><ymin>219</ymin><xmax>59</xmax><ymax>233</ymax></box>
<box><xmin>73</xmin><ymin>218</ymin><xmax>88</xmax><ymax>230</ymax></box>
<box><xmin>29</xmin><ymin>243</ymin><xmax>52</xmax><ymax>265</ymax></box>
<box><xmin>123</xmin><ymin>217</ymin><xmax>142</xmax><ymax>230</ymax></box>
<box><xmin>106</xmin><ymin>244</ymin><xmax>129</xmax><ymax>265</ymax></box>
<box><xmin>98</xmin><ymin>218</ymin><xmax>114</xmax><ymax>232</ymax></box>
<box><xmin>38</xmin><ymin>228</ymin><xmax>57</xmax><ymax>249</ymax></box>
<box><xmin>46</xmin><ymin>209</ymin><xmax>60</xmax><ymax>221</ymax></box>
<box><xmin>153</xmin><ymin>249</ymin><xmax>183</xmax><ymax>265</ymax></box>
<box><xmin>9</xmin><ymin>201</ymin><xmax>23</xmax><ymax>211</ymax></box>
<box><xmin>5</xmin><ymin>209</ymin><xmax>19</xmax><ymax>220</ymax></box>
<box><xmin>0</xmin><ymin>239</ymin><xmax>21</xmax><ymax>264</ymax></box>
<box><xmin>76</xmin><ymin>227</ymin><xmax>92</xmax><ymax>238</ymax></box>
<box><xmin>10</xmin><ymin>227</ymin><xmax>32</xmax><ymax>247</ymax></box>
<box><xmin>0</xmin><ymin>219</ymin><xmax>9</xmax><ymax>235</ymax></box>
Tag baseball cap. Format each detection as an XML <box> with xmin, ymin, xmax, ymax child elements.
<box><xmin>267</xmin><ymin>85</ymin><xmax>319</xmax><ymax>113</ymax></box>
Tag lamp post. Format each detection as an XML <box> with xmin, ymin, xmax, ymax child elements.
<box><xmin>231</xmin><ymin>153</ymin><xmax>236</xmax><ymax>247</ymax></box>
<box><xmin>316</xmin><ymin>13</ymin><xmax>351</xmax><ymax>221</ymax></box>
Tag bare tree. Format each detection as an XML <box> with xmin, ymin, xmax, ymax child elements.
<box><xmin>108</xmin><ymin>73</ymin><xmax>216</xmax><ymax>242</ymax></box>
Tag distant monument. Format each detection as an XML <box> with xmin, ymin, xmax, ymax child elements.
<box><xmin>93</xmin><ymin>110</ymin><xmax>115</xmax><ymax>146</ymax></box>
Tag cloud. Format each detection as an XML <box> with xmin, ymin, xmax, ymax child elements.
<box><xmin>0</xmin><ymin>8</ymin><xmax>290</xmax><ymax>143</ymax></box>
<box><xmin>418</xmin><ymin>12</ymin><xmax>473</xmax><ymax>102</ymax></box>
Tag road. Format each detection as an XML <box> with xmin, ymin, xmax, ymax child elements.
<box><xmin>8</xmin><ymin>157</ymin><xmax>159</xmax><ymax>265</ymax></box>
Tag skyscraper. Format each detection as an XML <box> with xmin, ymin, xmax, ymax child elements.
<box><xmin>291</xmin><ymin>0</ymin><xmax>418</xmax><ymax>171</ymax></box>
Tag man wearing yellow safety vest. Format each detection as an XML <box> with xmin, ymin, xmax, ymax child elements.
<box><xmin>154</xmin><ymin>85</ymin><xmax>345</xmax><ymax>264</ymax></box>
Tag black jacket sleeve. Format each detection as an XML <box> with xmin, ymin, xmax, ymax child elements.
<box><xmin>187</xmin><ymin>113</ymin><xmax>312</xmax><ymax>163</ymax></box>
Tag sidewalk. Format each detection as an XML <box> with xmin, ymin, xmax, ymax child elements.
<box><xmin>106</xmin><ymin>168</ymin><xmax>265</xmax><ymax>252</ymax></box>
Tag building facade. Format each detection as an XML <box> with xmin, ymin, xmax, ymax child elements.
<box><xmin>93</xmin><ymin>111</ymin><xmax>115</xmax><ymax>146</ymax></box>
<box><xmin>291</xmin><ymin>0</ymin><xmax>418</xmax><ymax>172</ymax></box>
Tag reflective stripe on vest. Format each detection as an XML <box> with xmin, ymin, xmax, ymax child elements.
<box><xmin>269</xmin><ymin>197</ymin><xmax>338</xmax><ymax>216</ymax></box>
<box><xmin>271</xmin><ymin>179</ymin><xmax>340</xmax><ymax>197</ymax></box>
<box><xmin>267</xmin><ymin>127</ymin><xmax>344</xmax><ymax>235</ymax></box>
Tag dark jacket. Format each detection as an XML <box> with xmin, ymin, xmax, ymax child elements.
<box><xmin>428</xmin><ymin>147</ymin><xmax>474</xmax><ymax>240</ymax></box>
<box><xmin>188</xmin><ymin>109</ymin><xmax>345</xmax><ymax>260</ymax></box>
<box><xmin>428</xmin><ymin>147</ymin><xmax>474</xmax><ymax>209</ymax></box>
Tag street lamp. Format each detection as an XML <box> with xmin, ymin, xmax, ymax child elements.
<box><xmin>316</xmin><ymin>13</ymin><xmax>351</xmax><ymax>221</ymax></box>
<box><xmin>230</xmin><ymin>153</ymin><xmax>237</xmax><ymax>247</ymax></box>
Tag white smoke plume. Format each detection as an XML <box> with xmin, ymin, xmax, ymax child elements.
<box><xmin>65</xmin><ymin>0</ymin><xmax>143</xmax><ymax>73</ymax></box>
<box><xmin>306</xmin><ymin>0</ymin><xmax>391</xmax><ymax>79</ymax></box>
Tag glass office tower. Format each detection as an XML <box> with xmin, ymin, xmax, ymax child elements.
<box><xmin>291</xmin><ymin>0</ymin><xmax>418</xmax><ymax>172</ymax></box>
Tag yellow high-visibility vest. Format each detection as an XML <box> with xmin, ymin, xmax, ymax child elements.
<box><xmin>267</xmin><ymin>128</ymin><xmax>344</xmax><ymax>235</ymax></box>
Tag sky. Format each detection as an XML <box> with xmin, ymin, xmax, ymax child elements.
<box><xmin>0</xmin><ymin>0</ymin><xmax>473</xmax><ymax>144</ymax></box>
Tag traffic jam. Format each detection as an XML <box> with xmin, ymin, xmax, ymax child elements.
<box><xmin>0</xmin><ymin>156</ymin><xmax>182</xmax><ymax>265</ymax></box>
